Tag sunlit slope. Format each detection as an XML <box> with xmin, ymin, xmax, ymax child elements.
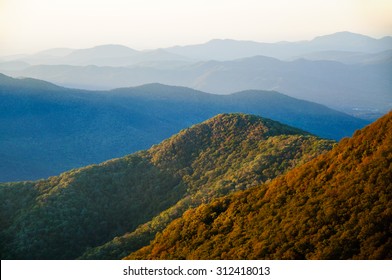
<box><xmin>128</xmin><ymin>112</ymin><xmax>392</xmax><ymax>260</ymax></box>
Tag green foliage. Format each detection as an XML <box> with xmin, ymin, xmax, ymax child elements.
<box><xmin>80</xmin><ymin>114</ymin><xmax>333</xmax><ymax>259</ymax></box>
<box><xmin>127</xmin><ymin>112</ymin><xmax>392</xmax><ymax>260</ymax></box>
<box><xmin>0</xmin><ymin>154</ymin><xmax>186</xmax><ymax>259</ymax></box>
<box><xmin>0</xmin><ymin>113</ymin><xmax>333</xmax><ymax>259</ymax></box>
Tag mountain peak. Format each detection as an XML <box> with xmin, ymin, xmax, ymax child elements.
<box><xmin>312</xmin><ymin>31</ymin><xmax>375</xmax><ymax>42</ymax></box>
<box><xmin>34</xmin><ymin>48</ymin><xmax>75</xmax><ymax>57</ymax></box>
<box><xmin>0</xmin><ymin>73</ymin><xmax>61</xmax><ymax>91</ymax></box>
<box><xmin>89</xmin><ymin>44</ymin><xmax>137</xmax><ymax>51</ymax></box>
<box><xmin>150</xmin><ymin>113</ymin><xmax>312</xmax><ymax>169</ymax></box>
<box><xmin>302</xmin><ymin>31</ymin><xmax>392</xmax><ymax>56</ymax></box>
<box><xmin>203</xmin><ymin>113</ymin><xmax>307</xmax><ymax>137</ymax></box>
<box><xmin>64</xmin><ymin>44</ymin><xmax>139</xmax><ymax>60</ymax></box>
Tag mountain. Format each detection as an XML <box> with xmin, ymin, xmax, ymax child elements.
<box><xmin>185</xmin><ymin>56</ymin><xmax>392</xmax><ymax>118</ymax></box>
<box><xmin>166</xmin><ymin>32</ymin><xmax>392</xmax><ymax>61</ymax></box>
<box><xmin>2</xmin><ymin>32</ymin><xmax>390</xmax><ymax>65</ymax></box>
<box><xmin>0</xmin><ymin>74</ymin><xmax>368</xmax><ymax>181</ymax></box>
<box><xmin>1</xmin><ymin>32</ymin><xmax>390</xmax><ymax>118</ymax></box>
<box><xmin>60</xmin><ymin>46</ymin><xmax>191</xmax><ymax>66</ymax></box>
<box><xmin>63</xmin><ymin>44</ymin><xmax>139</xmax><ymax>63</ymax></box>
<box><xmin>0</xmin><ymin>74</ymin><xmax>174</xmax><ymax>182</ymax></box>
<box><xmin>0</xmin><ymin>61</ymin><xmax>31</xmax><ymax>72</ymax></box>
<box><xmin>34</xmin><ymin>48</ymin><xmax>75</xmax><ymax>57</ymax></box>
<box><xmin>0</xmin><ymin>113</ymin><xmax>335</xmax><ymax>259</ymax></box>
<box><xmin>5</xmin><ymin>54</ymin><xmax>391</xmax><ymax>118</ymax></box>
<box><xmin>127</xmin><ymin>112</ymin><xmax>392</xmax><ymax>260</ymax></box>
<box><xmin>290</xmin><ymin>49</ymin><xmax>392</xmax><ymax>65</ymax></box>
<box><xmin>0</xmin><ymin>45</ymin><xmax>192</xmax><ymax>67</ymax></box>
<box><xmin>0</xmin><ymin>48</ymin><xmax>74</xmax><ymax>66</ymax></box>
<box><xmin>309</xmin><ymin>32</ymin><xmax>392</xmax><ymax>53</ymax></box>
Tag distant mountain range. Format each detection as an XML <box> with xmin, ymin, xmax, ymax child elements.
<box><xmin>3</xmin><ymin>55</ymin><xmax>390</xmax><ymax>118</ymax></box>
<box><xmin>127</xmin><ymin>111</ymin><xmax>392</xmax><ymax>260</ymax></box>
<box><xmin>0</xmin><ymin>74</ymin><xmax>368</xmax><ymax>182</ymax></box>
<box><xmin>290</xmin><ymin>49</ymin><xmax>392</xmax><ymax>65</ymax></box>
<box><xmin>1</xmin><ymin>32</ymin><xmax>390</xmax><ymax>119</ymax></box>
<box><xmin>2</xmin><ymin>31</ymin><xmax>390</xmax><ymax>64</ymax></box>
<box><xmin>166</xmin><ymin>31</ymin><xmax>392</xmax><ymax>61</ymax></box>
<box><xmin>0</xmin><ymin>45</ymin><xmax>192</xmax><ymax>67</ymax></box>
<box><xmin>0</xmin><ymin>113</ymin><xmax>335</xmax><ymax>259</ymax></box>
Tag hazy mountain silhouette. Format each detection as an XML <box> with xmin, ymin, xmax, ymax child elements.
<box><xmin>290</xmin><ymin>49</ymin><xmax>392</xmax><ymax>65</ymax></box>
<box><xmin>166</xmin><ymin>31</ymin><xmax>392</xmax><ymax>61</ymax></box>
<box><xmin>0</xmin><ymin>48</ymin><xmax>74</xmax><ymax>66</ymax></box>
<box><xmin>4</xmin><ymin>54</ymin><xmax>390</xmax><ymax>118</ymax></box>
<box><xmin>1</xmin><ymin>31</ymin><xmax>390</xmax><ymax>119</ymax></box>
<box><xmin>2</xmin><ymin>31</ymin><xmax>391</xmax><ymax>66</ymax></box>
<box><xmin>1</xmin><ymin>45</ymin><xmax>192</xmax><ymax>67</ymax></box>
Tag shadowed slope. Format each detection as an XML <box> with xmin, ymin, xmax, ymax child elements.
<box><xmin>0</xmin><ymin>74</ymin><xmax>364</xmax><ymax>181</ymax></box>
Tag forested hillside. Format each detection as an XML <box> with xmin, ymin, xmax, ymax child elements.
<box><xmin>0</xmin><ymin>114</ymin><xmax>333</xmax><ymax>259</ymax></box>
<box><xmin>127</xmin><ymin>112</ymin><xmax>392</xmax><ymax>260</ymax></box>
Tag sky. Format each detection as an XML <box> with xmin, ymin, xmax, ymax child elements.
<box><xmin>1</xmin><ymin>0</ymin><xmax>391</xmax><ymax>55</ymax></box>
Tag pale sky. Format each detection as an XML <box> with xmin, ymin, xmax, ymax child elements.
<box><xmin>1</xmin><ymin>0</ymin><xmax>391</xmax><ymax>55</ymax></box>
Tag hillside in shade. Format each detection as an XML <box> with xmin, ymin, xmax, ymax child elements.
<box><xmin>0</xmin><ymin>74</ymin><xmax>364</xmax><ymax>182</ymax></box>
<box><xmin>127</xmin><ymin>112</ymin><xmax>392</xmax><ymax>260</ymax></box>
<box><xmin>0</xmin><ymin>114</ymin><xmax>334</xmax><ymax>259</ymax></box>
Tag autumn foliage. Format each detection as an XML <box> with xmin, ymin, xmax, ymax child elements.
<box><xmin>127</xmin><ymin>112</ymin><xmax>392</xmax><ymax>260</ymax></box>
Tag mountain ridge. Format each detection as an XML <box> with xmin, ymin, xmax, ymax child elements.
<box><xmin>1</xmin><ymin>31</ymin><xmax>390</xmax><ymax>119</ymax></box>
<box><xmin>126</xmin><ymin>111</ymin><xmax>392</xmax><ymax>260</ymax></box>
<box><xmin>0</xmin><ymin>74</ymin><xmax>367</xmax><ymax>182</ymax></box>
<box><xmin>166</xmin><ymin>31</ymin><xmax>392</xmax><ymax>60</ymax></box>
<box><xmin>0</xmin><ymin>113</ymin><xmax>335</xmax><ymax>259</ymax></box>
<box><xmin>3</xmin><ymin>53</ymin><xmax>390</xmax><ymax>118</ymax></box>
<box><xmin>2</xmin><ymin>31</ymin><xmax>391</xmax><ymax>65</ymax></box>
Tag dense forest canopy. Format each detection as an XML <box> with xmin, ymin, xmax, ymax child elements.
<box><xmin>0</xmin><ymin>113</ymin><xmax>334</xmax><ymax>259</ymax></box>
<box><xmin>127</xmin><ymin>112</ymin><xmax>392</xmax><ymax>260</ymax></box>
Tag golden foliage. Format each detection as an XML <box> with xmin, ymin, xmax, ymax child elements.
<box><xmin>127</xmin><ymin>112</ymin><xmax>392</xmax><ymax>260</ymax></box>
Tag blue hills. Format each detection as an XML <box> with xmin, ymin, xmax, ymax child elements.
<box><xmin>0</xmin><ymin>74</ymin><xmax>368</xmax><ymax>182</ymax></box>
